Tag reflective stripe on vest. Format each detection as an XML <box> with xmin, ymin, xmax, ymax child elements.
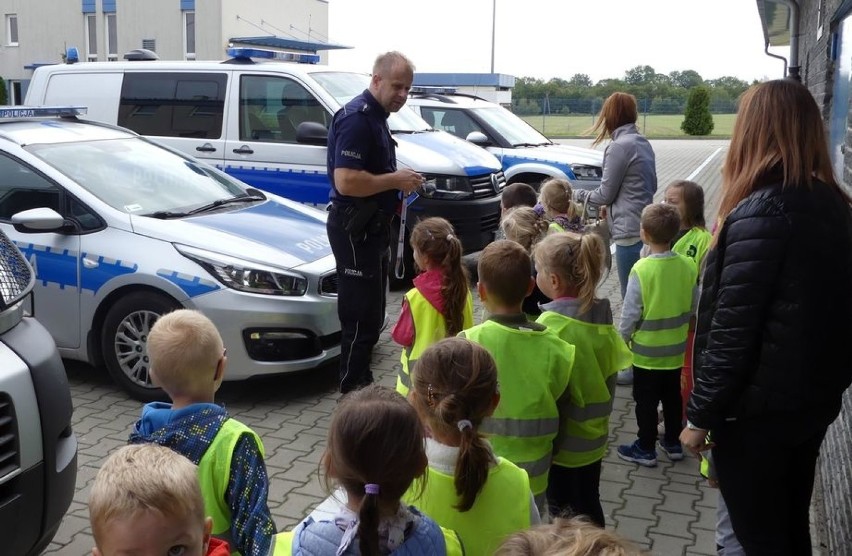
<box><xmin>673</xmin><ymin>227</ymin><xmax>712</xmax><ymax>270</ymax></box>
<box><xmin>631</xmin><ymin>255</ymin><xmax>696</xmax><ymax>369</ymax></box>
<box><xmin>404</xmin><ymin>457</ymin><xmax>531</xmax><ymax>555</ymax></box>
<box><xmin>197</xmin><ymin>419</ymin><xmax>264</xmax><ymax>556</ymax></box>
<box><xmin>464</xmin><ymin>320</ymin><xmax>574</xmax><ymax>496</ymax></box>
<box><xmin>396</xmin><ymin>288</ymin><xmax>473</xmax><ymax>397</ymax></box>
<box><xmin>536</xmin><ymin>310</ymin><xmax>633</xmax><ymax>468</ymax></box>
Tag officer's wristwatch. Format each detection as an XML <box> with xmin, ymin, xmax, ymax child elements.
<box><xmin>686</xmin><ymin>420</ymin><xmax>705</xmax><ymax>431</ymax></box>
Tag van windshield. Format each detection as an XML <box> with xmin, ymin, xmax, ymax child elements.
<box><xmin>27</xmin><ymin>137</ymin><xmax>248</xmax><ymax>216</ymax></box>
<box><xmin>311</xmin><ymin>71</ymin><xmax>431</xmax><ymax>133</ymax></box>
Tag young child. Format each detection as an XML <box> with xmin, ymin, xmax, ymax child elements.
<box><xmin>616</xmin><ymin>204</ymin><xmax>697</xmax><ymax>467</ymax></box>
<box><xmin>274</xmin><ymin>385</ymin><xmax>463</xmax><ymax>555</ymax></box>
<box><xmin>392</xmin><ymin>217</ymin><xmax>473</xmax><ymax>396</ymax></box>
<box><xmin>664</xmin><ymin>180</ymin><xmax>712</xmax><ymax>271</ymax></box>
<box><xmin>128</xmin><ymin>309</ymin><xmax>275</xmax><ymax>556</ymax></box>
<box><xmin>459</xmin><ymin>239</ymin><xmax>575</xmax><ymax>509</ymax></box>
<box><xmin>494</xmin><ymin>516</ymin><xmax>642</xmax><ymax>556</ymax></box>
<box><xmin>405</xmin><ymin>337</ymin><xmax>539</xmax><ymax>555</ymax></box>
<box><xmin>500</xmin><ymin>206</ymin><xmax>550</xmax><ymax>317</ymax></box>
<box><xmin>533</xmin><ymin>232</ymin><xmax>633</xmax><ymax>527</ymax></box>
<box><xmin>89</xmin><ymin>443</ymin><xmax>230</xmax><ymax>556</ymax></box>
<box><xmin>538</xmin><ymin>178</ymin><xmax>585</xmax><ymax>234</ymax></box>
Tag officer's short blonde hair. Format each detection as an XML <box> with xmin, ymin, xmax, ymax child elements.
<box><xmin>147</xmin><ymin>309</ymin><xmax>224</xmax><ymax>397</ymax></box>
<box><xmin>495</xmin><ymin>516</ymin><xmax>644</xmax><ymax>556</ymax></box>
<box><xmin>373</xmin><ymin>51</ymin><xmax>415</xmax><ymax>77</ymax></box>
<box><xmin>89</xmin><ymin>444</ymin><xmax>204</xmax><ymax>545</ymax></box>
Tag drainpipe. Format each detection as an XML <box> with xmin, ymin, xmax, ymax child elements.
<box><xmin>765</xmin><ymin>40</ymin><xmax>789</xmax><ymax>77</ymax></box>
<box><xmin>776</xmin><ymin>0</ymin><xmax>801</xmax><ymax>81</ymax></box>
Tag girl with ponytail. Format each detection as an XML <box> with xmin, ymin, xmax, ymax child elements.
<box><xmin>405</xmin><ymin>337</ymin><xmax>539</xmax><ymax>556</ymax></box>
<box><xmin>277</xmin><ymin>385</ymin><xmax>462</xmax><ymax>555</ymax></box>
<box><xmin>533</xmin><ymin>232</ymin><xmax>633</xmax><ymax>526</ymax></box>
<box><xmin>392</xmin><ymin>218</ymin><xmax>473</xmax><ymax>397</ymax></box>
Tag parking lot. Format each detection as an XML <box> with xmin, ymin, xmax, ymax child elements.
<box><xmin>45</xmin><ymin>139</ymin><xmax>732</xmax><ymax>555</ymax></box>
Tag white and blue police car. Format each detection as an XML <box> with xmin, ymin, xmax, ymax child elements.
<box><xmin>0</xmin><ymin>106</ymin><xmax>340</xmax><ymax>400</ymax></box>
<box><xmin>407</xmin><ymin>89</ymin><xmax>604</xmax><ymax>191</ymax></box>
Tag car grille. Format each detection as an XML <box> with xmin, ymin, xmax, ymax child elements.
<box><xmin>0</xmin><ymin>394</ymin><xmax>19</xmax><ymax>478</ymax></box>
<box><xmin>0</xmin><ymin>234</ymin><xmax>33</xmax><ymax>311</ymax></box>
<box><xmin>319</xmin><ymin>273</ymin><xmax>338</xmax><ymax>296</ymax></box>
<box><xmin>470</xmin><ymin>171</ymin><xmax>506</xmax><ymax>199</ymax></box>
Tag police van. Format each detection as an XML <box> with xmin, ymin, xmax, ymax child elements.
<box><xmin>25</xmin><ymin>49</ymin><xmax>507</xmax><ymax>274</ymax></box>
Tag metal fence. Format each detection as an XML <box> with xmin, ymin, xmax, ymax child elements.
<box><xmin>511</xmin><ymin>97</ymin><xmax>737</xmax><ymax>117</ymax></box>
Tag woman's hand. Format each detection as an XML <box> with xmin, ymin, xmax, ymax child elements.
<box><xmin>679</xmin><ymin>427</ymin><xmax>712</xmax><ymax>456</ymax></box>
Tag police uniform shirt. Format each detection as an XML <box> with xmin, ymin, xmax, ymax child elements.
<box><xmin>327</xmin><ymin>89</ymin><xmax>399</xmax><ymax>214</ymax></box>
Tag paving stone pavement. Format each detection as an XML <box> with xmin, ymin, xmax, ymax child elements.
<box><xmin>43</xmin><ymin>140</ymin><xmax>732</xmax><ymax>555</ymax></box>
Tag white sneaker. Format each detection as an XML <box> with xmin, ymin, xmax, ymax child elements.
<box><xmin>616</xmin><ymin>368</ymin><xmax>634</xmax><ymax>385</ymax></box>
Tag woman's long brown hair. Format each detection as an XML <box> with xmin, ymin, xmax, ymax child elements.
<box><xmin>590</xmin><ymin>92</ymin><xmax>638</xmax><ymax>146</ymax></box>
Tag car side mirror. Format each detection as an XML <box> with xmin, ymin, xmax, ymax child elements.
<box><xmin>11</xmin><ymin>208</ymin><xmax>72</xmax><ymax>233</ymax></box>
<box><xmin>296</xmin><ymin>122</ymin><xmax>329</xmax><ymax>146</ymax></box>
<box><xmin>466</xmin><ymin>131</ymin><xmax>491</xmax><ymax>146</ymax></box>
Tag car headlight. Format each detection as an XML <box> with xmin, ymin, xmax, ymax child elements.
<box><xmin>175</xmin><ymin>245</ymin><xmax>307</xmax><ymax>296</ymax></box>
<box><xmin>571</xmin><ymin>164</ymin><xmax>602</xmax><ymax>180</ymax></box>
<box><xmin>422</xmin><ymin>175</ymin><xmax>473</xmax><ymax>200</ymax></box>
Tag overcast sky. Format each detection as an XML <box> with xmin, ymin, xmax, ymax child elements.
<box><xmin>324</xmin><ymin>0</ymin><xmax>788</xmax><ymax>83</ymax></box>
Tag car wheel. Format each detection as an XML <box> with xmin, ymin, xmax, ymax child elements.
<box><xmin>100</xmin><ymin>291</ymin><xmax>179</xmax><ymax>402</ymax></box>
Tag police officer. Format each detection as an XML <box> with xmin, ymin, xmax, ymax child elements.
<box><xmin>327</xmin><ymin>51</ymin><xmax>423</xmax><ymax>393</ymax></box>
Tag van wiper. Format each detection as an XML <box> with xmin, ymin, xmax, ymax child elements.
<box><xmin>144</xmin><ymin>210</ymin><xmax>189</xmax><ymax>219</ymax></box>
<box><xmin>186</xmin><ymin>193</ymin><xmax>266</xmax><ymax>216</ymax></box>
<box><xmin>513</xmin><ymin>142</ymin><xmax>549</xmax><ymax>147</ymax></box>
<box><xmin>390</xmin><ymin>129</ymin><xmax>418</xmax><ymax>134</ymax></box>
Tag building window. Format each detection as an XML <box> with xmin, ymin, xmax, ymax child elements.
<box><xmin>105</xmin><ymin>13</ymin><xmax>117</xmax><ymax>60</ymax></box>
<box><xmin>184</xmin><ymin>11</ymin><xmax>195</xmax><ymax>60</ymax></box>
<box><xmin>86</xmin><ymin>14</ymin><xmax>98</xmax><ymax>60</ymax></box>
<box><xmin>5</xmin><ymin>14</ymin><xmax>17</xmax><ymax>46</ymax></box>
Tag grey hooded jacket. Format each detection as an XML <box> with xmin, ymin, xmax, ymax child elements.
<box><xmin>576</xmin><ymin>123</ymin><xmax>657</xmax><ymax>240</ymax></box>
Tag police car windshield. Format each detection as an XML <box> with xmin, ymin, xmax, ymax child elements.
<box><xmin>472</xmin><ymin>106</ymin><xmax>552</xmax><ymax>147</ymax></box>
<box><xmin>26</xmin><ymin>137</ymin><xmax>247</xmax><ymax>216</ymax></box>
<box><xmin>311</xmin><ymin>71</ymin><xmax>431</xmax><ymax>133</ymax></box>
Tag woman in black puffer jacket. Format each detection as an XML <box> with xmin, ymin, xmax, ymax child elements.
<box><xmin>680</xmin><ymin>79</ymin><xmax>852</xmax><ymax>555</ymax></box>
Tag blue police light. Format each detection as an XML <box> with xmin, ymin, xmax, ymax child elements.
<box><xmin>226</xmin><ymin>47</ymin><xmax>320</xmax><ymax>65</ymax></box>
<box><xmin>0</xmin><ymin>106</ymin><xmax>88</xmax><ymax>119</ymax></box>
<box><xmin>66</xmin><ymin>47</ymin><xmax>79</xmax><ymax>64</ymax></box>
<box><xmin>410</xmin><ymin>86</ymin><xmax>458</xmax><ymax>95</ymax></box>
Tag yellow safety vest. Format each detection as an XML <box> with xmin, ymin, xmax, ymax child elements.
<box><xmin>548</xmin><ymin>221</ymin><xmax>565</xmax><ymax>234</ymax></box>
<box><xmin>460</xmin><ymin>320</ymin><xmax>574</xmax><ymax>496</ymax></box>
<box><xmin>197</xmin><ymin>419</ymin><xmax>265</xmax><ymax>556</ymax></box>
<box><xmin>630</xmin><ymin>255</ymin><xmax>697</xmax><ymax>369</ymax></box>
<box><xmin>404</xmin><ymin>457</ymin><xmax>531</xmax><ymax>556</ymax></box>
<box><xmin>536</xmin><ymin>310</ymin><xmax>633</xmax><ymax>468</ymax></box>
<box><xmin>673</xmin><ymin>227</ymin><xmax>712</xmax><ymax>272</ymax></box>
<box><xmin>396</xmin><ymin>288</ymin><xmax>473</xmax><ymax>397</ymax></box>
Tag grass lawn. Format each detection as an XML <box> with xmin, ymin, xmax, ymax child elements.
<box><xmin>520</xmin><ymin>113</ymin><xmax>736</xmax><ymax>139</ymax></box>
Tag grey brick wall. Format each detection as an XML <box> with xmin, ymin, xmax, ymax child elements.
<box><xmin>799</xmin><ymin>1</ymin><xmax>852</xmax><ymax>554</ymax></box>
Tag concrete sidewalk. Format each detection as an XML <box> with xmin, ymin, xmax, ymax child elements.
<box><xmin>44</xmin><ymin>140</ymin><xmax>733</xmax><ymax>555</ymax></box>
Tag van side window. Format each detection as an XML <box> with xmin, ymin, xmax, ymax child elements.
<box><xmin>118</xmin><ymin>72</ymin><xmax>227</xmax><ymax>139</ymax></box>
<box><xmin>240</xmin><ymin>75</ymin><xmax>330</xmax><ymax>143</ymax></box>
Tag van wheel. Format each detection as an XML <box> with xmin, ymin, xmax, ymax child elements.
<box><xmin>100</xmin><ymin>292</ymin><xmax>179</xmax><ymax>402</ymax></box>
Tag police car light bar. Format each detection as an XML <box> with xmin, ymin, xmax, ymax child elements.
<box><xmin>410</xmin><ymin>86</ymin><xmax>458</xmax><ymax>95</ymax></box>
<box><xmin>0</xmin><ymin>106</ymin><xmax>88</xmax><ymax>119</ymax></box>
<box><xmin>226</xmin><ymin>47</ymin><xmax>320</xmax><ymax>65</ymax></box>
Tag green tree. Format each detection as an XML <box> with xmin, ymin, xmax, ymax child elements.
<box><xmin>681</xmin><ymin>86</ymin><xmax>715</xmax><ymax>135</ymax></box>
<box><xmin>624</xmin><ymin>65</ymin><xmax>657</xmax><ymax>85</ymax></box>
<box><xmin>568</xmin><ymin>73</ymin><xmax>593</xmax><ymax>87</ymax></box>
<box><xmin>669</xmin><ymin>70</ymin><xmax>704</xmax><ymax>89</ymax></box>
<box><xmin>0</xmin><ymin>78</ymin><xmax>7</xmax><ymax>105</ymax></box>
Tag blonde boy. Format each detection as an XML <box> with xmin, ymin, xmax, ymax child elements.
<box><xmin>89</xmin><ymin>443</ymin><xmax>230</xmax><ymax>556</ymax></box>
<box><xmin>128</xmin><ymin>309</ymin><xmax>274</xmax><ymax>556</ymax></box>
<box><xmin>459</xmin><ymin>240</ymin><xmax>575</xmax><ymax>509</ymax></box>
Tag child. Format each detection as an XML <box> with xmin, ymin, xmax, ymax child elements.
<box><xmin>494</xmin><ymin>516</ymin><xmax>642</xmax><ymax>556</ymax></box>
<box><xmin>405</xmin><ymin>337</ymin><xmax>539</xmax><ymax>555</ymax></box>
<box><xmin>538</xmin><ymin>178</ymin><xmax>585</xmax><ymax>234</ymax></box>
<box><xmin>89</xmin><ymin>443</ymin><xmax>230</xmax><ymax>556</ymax></box>
<box><xmin>274</xmin><ymin>385</ymin><xmax>463</xmax><ymax>555</ymax></box>
<box><xmin>392</xmin><ymin>217</ymin><xmax>473</xmax><ymax>396</ymax></box>
<box><xmin>128</xmin><ymin>309</ymin><xmax>275</xmax><ymax>556</ymax></box>
<box><xmin>500</xmin><ymin>206</ymin><xmax>550</xmax><ymax>317</ymax></box>
<box><xmin>533</xmin><ymin>232</ymin><xmax>633</xmax><ymax>527</ymax></box>
<box><xmin>501</xmin><ymin>182</ymin><xmax>538</xmax><ymax>216</ymax></box>
<box><xmin>616</xmin><ymin>204</ymin><xmax>697</xmax><ymax>467</ymax></box>
<box><xmin>664</xmin><ymin>180</ymin><xmax>712</xmax><ymax>271</ymax></box>
<box><xmin>459</xmin><ymin>239</ymin><xmax>575</xmax><ymax>509</ymax></box>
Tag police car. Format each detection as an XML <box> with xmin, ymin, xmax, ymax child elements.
<box><xmin>0</xmin><ymin>106</ymin><xmax>340</xmax><ymax>400</ymax></box>
<box><xmin>407</xmin><ymin>89</ymin><xmax>604</xmax><ymax>190</ymax></box>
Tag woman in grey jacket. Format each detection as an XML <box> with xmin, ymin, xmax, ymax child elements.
<box><xmin>575</xmin><ymin>93</ymin><xmax>657</xmax><ymax>299</ymax></box>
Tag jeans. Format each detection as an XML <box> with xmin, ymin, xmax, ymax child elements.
<box><xmin>326</xmin><ymin>207</ymin><xmax>389</xmax><ymax>393</ymax></box>
<box><xmin>547</xmin><ymin>461</ymin><xmax>605</xmax><ymax>527</ymax></box>
<box><xmin>632</xmin><ymin>366</ymin><xmax>682</xmax><ymax>451</ymax></box>
<box><xmin>615</xmin><ymin>241</ymin><xmax>643</xmax><ymax>299</ymax></box>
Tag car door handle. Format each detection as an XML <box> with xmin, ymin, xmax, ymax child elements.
<box><xmin>196</xmin><ymin>143</ymin><xmax>216</xmax><ymax>153</ymax></box>
<box><xmin>232</xmin><ymin>146</ymin><xmax>254</xmax><ymax>155</ymax></box>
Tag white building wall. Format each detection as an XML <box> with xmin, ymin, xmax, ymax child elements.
<box><xmin>118</xmin><ymin>0</ymin><xmax>186</xmax><ymax>60</ymax></box>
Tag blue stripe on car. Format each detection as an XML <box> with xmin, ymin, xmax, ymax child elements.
<box><xmin>80</xmin><ymin>254</ymin><xmax>137</xmax><ymax>292</ymax></box>
<box><xmin>223</xmin><ymin>166</ymin><xmax>330</xmax><ymax>205</ymax></box>
<box><xmin>156</xmin><ymin>270</ymin><xmax>220</xmax><ymax>298</ymax></box>
<box><xmin>499</xmin><ymin>154</ymin><xmax>577</xmax><ymax>180</ymax></box>
<box><xmin>401</xmin><ymin>132</ymin><xmax>500</xmax><ymax>177</ymax></box>
<box><xmin>14</xmin><ymin>243</ymin><xmax>78</xmax><ymax>289</ymax></box>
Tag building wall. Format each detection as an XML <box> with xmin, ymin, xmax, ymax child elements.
<box><xmin>797</xmin><ymin>2</ymin><xmax>852</xmax><ymax>554</ymax></box>
<box><xmin>118</xmin><ymin>0</ymin><xmax>187</xmax><ymax>60</ymax></box>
